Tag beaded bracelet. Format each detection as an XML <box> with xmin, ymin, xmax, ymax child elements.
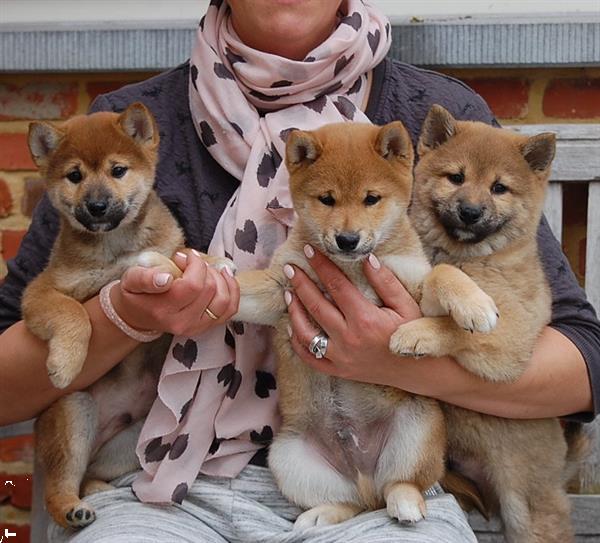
<box><xmin>99</xmin><ymin>280</ymin><xmax>162</xmax><ymax>343</ymax></box>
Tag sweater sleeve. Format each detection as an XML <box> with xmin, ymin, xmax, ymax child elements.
<box><xmin>0</xmin><ymin>95</ymin><xmax>115</xmax><ymax>333</ymax></box>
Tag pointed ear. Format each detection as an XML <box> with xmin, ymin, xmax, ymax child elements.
<box><xmin>118</xmin><ymin>102</ymin><xmax>158</xmax><ymax>147</ymax></box>
<box><xmin>28</xmin><ymin>121</ymin><xmax>64</xmax><ymax>168</ymax></box>
<box><xmin>418</xmin><ymin>104</ymin><xmax>457</xmax><ymax>157</ymax></box>
<box><xmin>285</xmin><ymin>130</ymin><xmax>322</xmax><ymax>172</ymax></box>
<box><xmin>375</xmin><ymin>121</ymin><xmax>414</xmax><ymax>165</ymax></box>
<box><xmin>521</xmin><ymin>133</ymin><xmax>556</xmax><ymax>172</ymax></box>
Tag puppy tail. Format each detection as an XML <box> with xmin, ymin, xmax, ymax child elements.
<box><xmin>563</xmin><ymin>421</ymin><xmax>591</xmax><ymax>492</ymax></box>
<box><xmin>440</xmin><ymin>470</ymin><xmax>491</xmax><ymax>521</ymax></box>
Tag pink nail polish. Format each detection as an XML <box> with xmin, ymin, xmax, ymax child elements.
<box><xmin>283</xmin><ymin>264</ymin><xmax>295</xmax><ymax>279</ymax></box>
<box><xmin>154</xmin><ymin>272</ymin><xmax>171</xmax><ymax>287</ymax></box>
<box><xmin>284</xmin><ymin>291</ymin><xmax>293</xmax><ymax>306</ymax></box>
<box><xmin>368</xmin><ymin>253</ymin><xmax>381</xmax><ymax>270</ymax></box>
<box><xmin>191</xmin><ymin>249</ymin><xmax>202</xmax><ymax>258</ymax></box>
<box><xmin>175</xmin><ymin>251</ymin><xmax>187</xmax><ymax>260</ymax></box>
<box><xmin>286</xmin><ymin>324</ymin><xmax>292</xmax><ymax>337</ymax></box>
<box><xmin>222</xmin><ymin>265</ymin><xmax>234</xmax><ymax>277</ymax></box>
<box><xmin>304</xmin><ymin>244</ymin><xmax>315</xmax><ymax>259</ymax></box>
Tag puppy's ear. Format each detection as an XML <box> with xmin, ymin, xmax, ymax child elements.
<box><xmin>521</xmin><ymin>132</ymin><xmax>556</xmax><ymax>172</ymax></box>
<box><xmin>119</xmin><ymin>102</ymin><xmax>158</xmax><ymax>147</ymax></box>
<box><xmin>285</xmin><ymin>130</ymin><xmax>322</xmax><ymax>172</ymax></box>
<box><xmin>375</xmin><ymin>121</ymin><xmax>414</xmax><ymax>165</ymax></box>
<box><xmin>28</xmin><ymin>121</ymin><xmax>64</xmax><ymax>168</ymax></box>
<box><xmin>418</xmin><ymin>104</ymin><xmax>457</xmax><ymax>157</ymax></box>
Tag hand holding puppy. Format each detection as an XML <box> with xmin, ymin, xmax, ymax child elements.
<box><xmin>286</xmin><ymin>246</ymin><xmax>421</xmax><ymax>384</ymax></box>
<box><xmin>111</xmin><ymin>249</ymin><xmax>239</xmax><ymax>337</ymax></box>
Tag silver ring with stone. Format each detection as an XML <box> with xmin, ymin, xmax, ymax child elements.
<box><xmin>308</xmin><ymin>333</ymin><xmax>329</xmax><ymax>359</ymax></box>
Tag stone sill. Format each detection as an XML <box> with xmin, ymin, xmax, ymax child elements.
<box><xmin>1</xmin><ymin>13</ymin><xmax>599</xmax><ymax>72</ymax></box>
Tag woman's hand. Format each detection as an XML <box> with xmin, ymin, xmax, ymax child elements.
<box><xmin>111</xmin><ymin>250</ymin><xmax>240</xmax><ymax>337</ymax></box>
<box><xmin>285</xmin><ymin>245</ymin><xmax>421</xmax><ymax>385</ymax></box>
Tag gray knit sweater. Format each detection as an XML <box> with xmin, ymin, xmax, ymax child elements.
<box><xmin>1</xmin><ymin>58</ymin><xmax>598</xmax><ymax>421</ymax></box>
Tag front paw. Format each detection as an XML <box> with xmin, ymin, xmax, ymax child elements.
<box><xmin>389</xmin><ymin>320</ymin><xmax>442</xmax><ymax>358</ymax></box>
<box><xmin>446</xmin><ymin>289</ymin><xmax>498</xmax><ymax>333</ymax></box>
<box><xmin>136</xmin><ymin>250</ymin><xmax>182</xmax><ymax>278</ymax></box>
<box><xmin>47</xmin><ymin>339</ymin><xmax>88</xmax><ymax>389</ymax></box>
<box><xmin>205</xmin><ymin>256</ymin><xmax>237</xmax><ymax>275</ymax></box>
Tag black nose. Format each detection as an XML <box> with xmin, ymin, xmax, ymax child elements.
<box><xmin>86</xmin><ymin>200</ymin><xmax>108</xmax><ymax>217</ymax></box>
<box><xmin>458</xmin><ymin>203</ymin><xmax>483</xmax><ymax>225</ymax></box>
<box><xmin>335</xmin><ymin>232</ymin><xmax>360</xmax><ymax>252</ymax></box>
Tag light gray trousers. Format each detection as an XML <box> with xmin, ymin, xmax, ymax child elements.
<box><xmin>47</xmin><ymin>466</ymin><xmax>477</xmax><ymax>543</ymax></box>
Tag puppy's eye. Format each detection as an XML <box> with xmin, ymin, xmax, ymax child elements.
<box><xmin>491</xmin><ymin>182</ymin><xmax>508</xmax><ymax>195</ymax></box>
<box><xmin>447</xmin><ymin>172</ymin><xmax>464</xmax><ymax>185</ymax></box>
<box><xmin>364</xmin><ymin>194</ymin><xmax>381</xmax><ymax>206</ymax></box>
<box><xmin>318</xmin><ymin>194</ymin><xmax>335</xmax><ymax>206</ymax></box>
<box><xmin>66</xmin><ymin>169</ymin><xmax>83</xmax><ymax>183</ymax></box>
<box><xmin>111</xmin><ymin>165</ymin><xmax>128</xmax><ymax>179</ymax></box>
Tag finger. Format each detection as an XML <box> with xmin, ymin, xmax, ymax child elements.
<box><xmin>167</xmin><ymin>251</ymin><xmax>212</xmax><ymax>309</ymax></box>
<box><xmin>288</xmin><ymin>324</ymin><xmax>339</xmax><ymax>377</ymax></box>
<box><xmin>121</xmin><ymin>265</ymin><xmax>174</xmax><ymax>294</ymax></box>
<box><xmin>363</xmin><ymin>253</ymin><xmax>421</xmax><ymax>320</ymax></box>
<box><xmin>300</xmin><ymin>245</ymin><xmax>370</xmax><ymax>319</ymax></box>
<box><xmin>287</xmin><ymin>291</ymin><xmax>341</xmax><ymax>362</ymax></box>
<box><xmin>201</xmin><ymin>268</ymin><xmax>235</xmax><ymax>323</ymax></box>
<box><xmin>172</xmin><ymin>250</ymin><xmax>189</xmax><ymax>273</ymax></box>
<box><xmin>220</xmin><ymin>266</ymin><xmax>241</xmax><ymax>320</ymax></box>
<box><xmin>284</xmin><ymin>264</ymin><xmax>346</xmax><ymax>334</ymax></box>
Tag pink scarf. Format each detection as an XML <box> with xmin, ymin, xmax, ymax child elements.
<box><xmin>133</xmin><ymin>0</ymin><xmax>391</xmax><ymax>504</ymax></box>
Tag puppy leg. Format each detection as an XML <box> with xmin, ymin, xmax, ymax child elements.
<box><xmin>375</xmin><ymin>398</ymin><xmax>445</xmax><ymax>523</ymax></box>
<box><xmin>421</xmin><ymin>263</ymin><xmax>498</xmax><ymax>333</ymax></box>
<box><xmin>22</xmin><ymin>276</ymin><xmax>91</xmax><ymax>389</ymax></box>
<box><xmin>389</xmin><ymin>316</ymin><xmax>461</xmax><ymax>359</ymax></box>
<box><xmin>36</xmin><ymin>392</ymin><xmax>99</xmax><ymax>529</ymax></box>
<box><xmin>268</xmin><ymin>431</ymin><xmax>363</xmax><ymax>529</ymax></box>
<box><xmin>235</xmin><ymin>269</ymin><xmax>286</xmax><ymax>326</ymax></box>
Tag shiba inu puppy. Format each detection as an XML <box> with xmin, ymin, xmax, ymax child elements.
<box><xmin>235</xmin><ymin>122</ymin><xmax>499</xmax><ymax>528</ymax></box>
<box><xmin>398</xmin><ymin>104</ymin><xmax>573</xmax><ymax>542</ymax></box>
<box><xmin>24</xmin><ymin>103</ymin><xmax>184</xmax><ymax>528</ymax></box>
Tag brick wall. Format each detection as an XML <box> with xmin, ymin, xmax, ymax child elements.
<box><xmin>0</xmin><ymin>65</ymin><xmax>598</xmax><ymax>538</ymax></box>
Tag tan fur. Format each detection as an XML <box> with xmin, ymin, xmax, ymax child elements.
<box><xmin>235</xmin><ymin>122</ymin><xmax>498</xmax><ymax>528</ymax></box>
<box><xmin>409</xmin><ymin>104</ymin><xmax>574</xmax><ymax>542</ymax></box>
<box><xmin>25</xmin><ymin>104</ymin><xmax>185</xmax><ymax>529</ymax></box>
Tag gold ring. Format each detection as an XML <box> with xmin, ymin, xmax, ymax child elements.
<box><xmin>204</xmin><ymin>307</ymin><xmax>219</xmax><ymax>320</ymax></box>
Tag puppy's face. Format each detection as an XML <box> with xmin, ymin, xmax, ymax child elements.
<box><xmin>28</xmin><ymin>103</ymin><xmax>159</xmax><ymax>234</ymax></box>
<box><xmin>286</xmin><ymin>122</ymin><xmax>414</xmax><ymax>261</ymax></box>
<box><xmin>414</xmin><ymin>105</ymin><xmax>555</xmax><ymax>255</ymax></box>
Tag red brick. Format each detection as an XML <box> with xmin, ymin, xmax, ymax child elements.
<box><xmin>0</xmin><ymin>134</ymin><xmax>36</xmax><ymax>171</ymax></box>
<box><xmin>0</xmin><ymin>179</ymin><xmax>13</xmax><ymax>217</ymax></box>
<box><xmin>1</xmin><ymin>230</ymin><xmax>27</xmax><ymax>261</ymax></box>
<box><xmin>0</xmin><ymin>82</ymin><xmax>78</xmax><ymax>121</ymax></box>
<box><xmin>0</xmin><ymin>474</ymin><xmax>32</xmax><ymax>509</ymax></box>
<box><xmin>0</xmin><ymin>436</ymin><xmax>34</xmax><ymax>464</ymax></box>
<box><xmin>465</xmin><ymin>78</ymin><xmax>530</xmax><ymax>119</ymax></box>
<box><xmin>21</xmin><ymin>177</ymin><xmax>46</xmax><ymax>217</ymax></box>
<box><xmin>543</xmin><ymin>78</ymin><xmax>600</xmax><ymax>118</ymax></box>
<box><xmin>86</xmin><ymin>81</ymin><xmax>128</xmax><ymax>103</ymax></box>
<box><xmin>0</xmin><ymin>523</ymin><xmax>30</xmax><ymax>543</ymax></box>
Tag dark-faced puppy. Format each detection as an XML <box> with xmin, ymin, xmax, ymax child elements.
<box><xmin>400</xmin><ymin>104</ymin><xmax>575</xmax><ymax>543</ymax></box>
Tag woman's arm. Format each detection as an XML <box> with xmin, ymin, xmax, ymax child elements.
<box><xmin>0</xmin><ymin>252</ymin><xmax>239</xmax><ymax>426</ymax></box>
<box><xmin>284</xmin><ymin>246</ymin><xmax>595</xmax><ymax>420</ymax></box>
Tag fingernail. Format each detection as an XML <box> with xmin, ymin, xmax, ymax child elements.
<box><xmin>286</xmin><ymin>324</ymin><xmax>292</xmax><ymax>337</ymax></box>
<box><xmin>175</xmin><ymin>251</ymin><xmax>187</xmax><ymax>260</ymax></box>
<box><xmin>283</xmin><ymin>264</ymin><xmax>295</xmax><ymax>280</ymax></box>
<box><xmin>304</xmin><ymin>244</ymin><xmax>315</xmax><ymax>259</ymax></box>
<box><xmin>284</xmin><ymin>291</ymin><xmax>292</xmax><ymax>306</ymax></box>
<box><xmin>222</xmin><ymin>265</ymin><xmax>234</xmax><ymax>277</ymax></box>
<box><xmin>368</xmin><ymin>253</ymin><xmax>380</xmax><ymax>270</ymax></box>
<box><xmin>191</xmin><ymin>249</ymin><xmax>202</xmax><ymax>258</ymax></box>
<box><xmin>154</xmin><ymin>272</ymin><xmax>171</xmax><ymax>287</ymax></box>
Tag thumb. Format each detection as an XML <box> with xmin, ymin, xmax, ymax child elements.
<box><xmin>121</xmin><ymin>265</ymin><xmax>174</xmax><ymax>294</ymax></box>
<box><xmin>363</xmin><ymin>253</ymin><xmax>421</xmax><ymax>320</ymax></box>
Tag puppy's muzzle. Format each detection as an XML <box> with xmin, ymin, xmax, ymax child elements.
<box><xmin>335</xmin><ymin>232</ymin><xmax>361</xmax><ymax>252</ymax></box>
<box><xmin>458</xmin><ymin>203</ymin><xmax>484</xmax><ymax>226</ymax></box>
<box><xmin>75</xmin><ymin>198</ymin><xmax>127</xmax><ymax>232</ymax></box>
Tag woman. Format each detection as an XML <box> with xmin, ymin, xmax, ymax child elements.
<box><xmin>0</xmin><ymin>0</ymin><xmax>598</xmax><ymax>541</ymax></box>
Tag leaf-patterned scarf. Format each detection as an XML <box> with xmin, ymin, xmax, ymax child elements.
<box><xmin>133</xmin><ymin>0</ymin><xmax>391</xmax><ymax>504</ymax></box>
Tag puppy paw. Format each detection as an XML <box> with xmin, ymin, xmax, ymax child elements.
<box><xmin>294</xmin><ymin>504</ymin><xmax>361</xmax><ymax>530</ymax></box>
<box><xmin>205</xmin><ymin>256</ymin><xmax>237</xmax><ymax>275</ymax></box>
<box><xmin>386</xmin><ymin>484</ymin><xmax>426</xmax><ymax>524</ymax></box>
<box><xmin>136</xmin><ymin>250</ymin><xmax>182</xmax><ymax>278</ymax></box>
<box><xmin>65</xmin><ymin>502</ymin><xmax>96</xmax><ymax>529</ymax></box>
<box><xmin>81</xmin><ymin>479</ymin><xmax>114</xmax><ymax>497</ymax></box>
<box><xmin>47</xmin><ymin>337</ymin><xmax>89</xmax><ymax>389</ymax></box>
<box><xmin>389</xmin><ymin>320</ymin><xmax>441</xmax><ymax>358</ymax></box>
<box><xmin>446</xmin><ymin>289</ymin><xmax>498</xmax><ymax>334</ymax></box>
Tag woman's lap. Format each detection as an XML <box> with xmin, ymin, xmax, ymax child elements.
<box><xmin>47</xmin><ymin>466</ymin><xmax>476</xmax><ymax>543</ymax></box>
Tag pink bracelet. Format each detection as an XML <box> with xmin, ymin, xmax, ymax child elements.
<box><xmin>99</xmin><ymin>280</ymin><xmax>162</xmax><ymax>343</ymax></box>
